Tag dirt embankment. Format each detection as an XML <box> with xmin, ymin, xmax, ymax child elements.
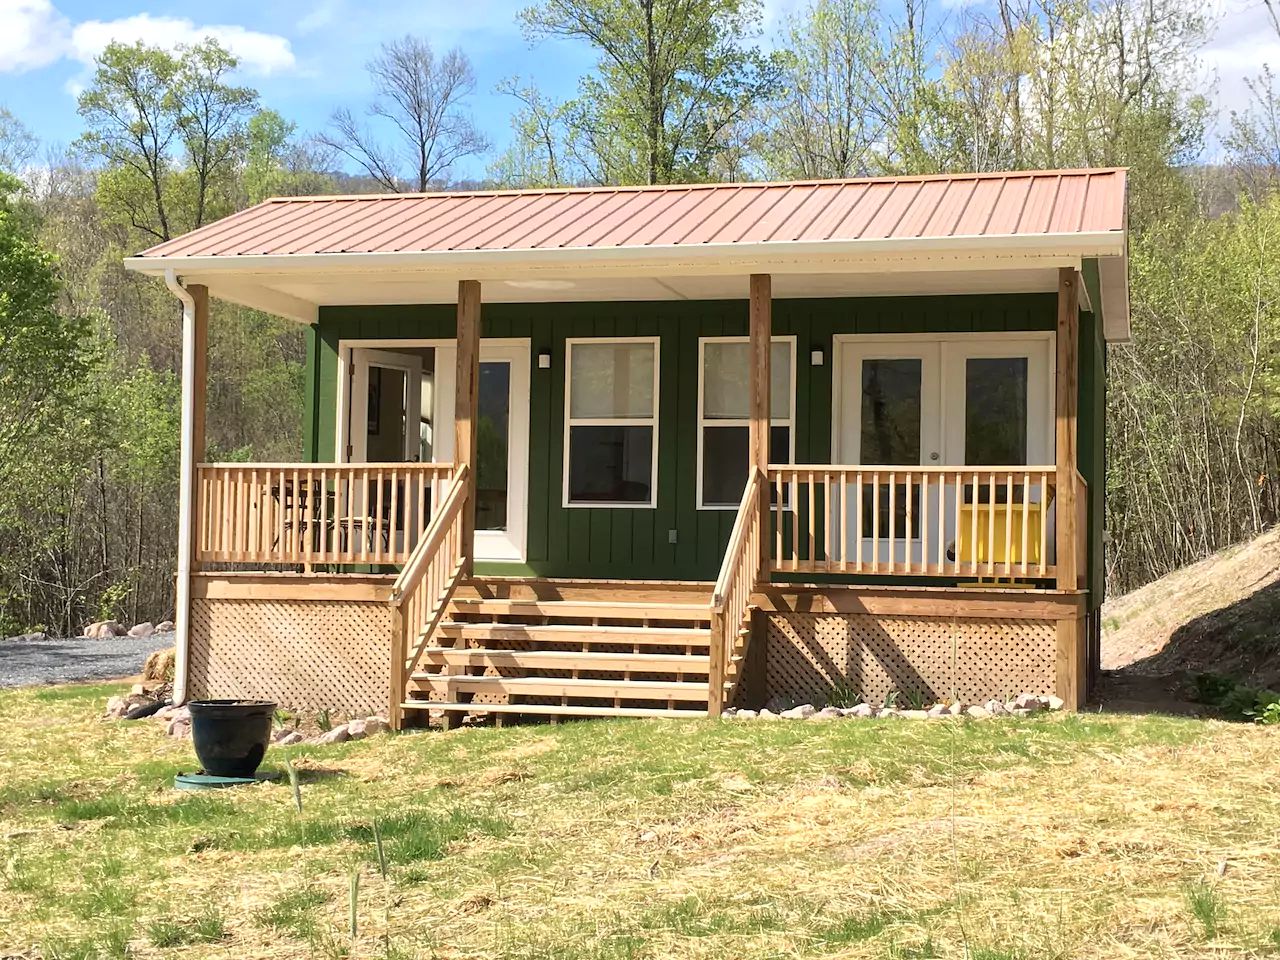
<box><xmin>1102</xmin><ymin>525</ymin><xmax>1280</xmax><ymax>688</ymax></box>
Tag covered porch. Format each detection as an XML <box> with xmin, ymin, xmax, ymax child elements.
<box><xmin>125</xmin><ymin>170</ymin><xmax>1129</xmax><ymax>725</ymax></box>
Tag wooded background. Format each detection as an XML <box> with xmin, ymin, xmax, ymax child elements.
<box><xmin>2</xmin><ymin>0</ymin><xmax>1277</xmax><ymax>635</ymax></box>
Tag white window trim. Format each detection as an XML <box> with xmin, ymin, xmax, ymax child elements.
<box><xmin>563</xmin><ymin>336</ymin><xmax>661</xmax><ymax>509</ymax></box>
<box><xmin>696</xmin><ymin>335</ymin><xmax>797</xmax><ymax>511</ymax></box>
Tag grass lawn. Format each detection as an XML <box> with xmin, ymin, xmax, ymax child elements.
<box><xmin>3</xmin><ymin>685</ymin><xmax>1280</xmax><ymax>959</ymax></box>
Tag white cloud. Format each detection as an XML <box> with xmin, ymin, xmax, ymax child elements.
<box><xmin>0</xmin><ymin>3</ymin><xmax>296</xmax><ymax>78</ymax></box>
<box><xmin>1196</xmin><ymin>0</ymin><xmax>1280</xmax><ymax>140</ymax></box>
<box><xmin>0</xmin><ymin>0</ymin><xmax>71</xmax><ymax>72</ymax></box>
<box><xmin>70</xmin><ymin>14</ymin><xmax>296</xmax><ymax>75</ymax></box>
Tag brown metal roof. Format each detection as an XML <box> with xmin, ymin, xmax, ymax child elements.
<box><xmin>137</xmin><ymin>168</ymin><xmax>1127</xmax><ymax>260</ymax></box>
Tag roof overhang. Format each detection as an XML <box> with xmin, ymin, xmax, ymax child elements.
<box><xmin>125</xmin><ymin>231</ymin><xmax>1130</xmax><ymax>340</ymax></box>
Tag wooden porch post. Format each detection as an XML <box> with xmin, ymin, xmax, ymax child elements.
<box><xmin>1054</xmin><ymin>267</ymin><xmax>1084</xmax><ymax>710</ymax></box>
<box><xmin>455</xmin><ymin>280</ymin><xmax>481</xmax><ymax>579</ymax></box>
<box><xmin>749</xmin><ymin>274</ymin><xmax>772</xmax><ymax>571</ymax></box>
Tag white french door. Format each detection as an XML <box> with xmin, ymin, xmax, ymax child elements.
<box><xmin>350</xmin><ymin>348</ymin><xmax>423</xmax><ymax>463</ymax></box>
<box><xmin>833</xmin><ymin>334</ymin><xmax>1053</xmax><ymax>568</ymax></box>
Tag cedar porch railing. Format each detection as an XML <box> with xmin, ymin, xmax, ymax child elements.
<box><xmin>195</xmin><ymin>462</ymin><xmax>455</xmax><ymax>567</ymax></box>
<box><xmin>766</xmin><ymin>464</ymin><xmax>1066</xmax><ymax>580</ymax></box>
<box><xmin>708</xmin><ymin>466</ymin><xmax>768</xmax><ymax>714</ymax></box>
<box><xmin>388</xmin><ymin>465</ymin><xmax>470</xmax><ymax>729</ymax></box>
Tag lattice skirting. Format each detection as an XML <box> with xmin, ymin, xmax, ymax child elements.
<box><xmin>188</xmin><ymin>597</ymin><xmax>391</xmax><ymax>717</ymax></box>
<box><xmin>763</xmin><ymin>613</ymin><xmax>1056</xmax><ymax>707</ymax></box>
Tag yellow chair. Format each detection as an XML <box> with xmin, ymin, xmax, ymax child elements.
<box><xmin>956</xmin><ymin>501</ymin><xmax>1045</xmax><ymax>580</ymax></box>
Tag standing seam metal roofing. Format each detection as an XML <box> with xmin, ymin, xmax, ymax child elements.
<box><xmin>137</xmin><ymin>168</ymin><xmax>1127</xmax><ymax>260</ymax></box>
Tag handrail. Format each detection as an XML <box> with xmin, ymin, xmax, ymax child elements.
<box><xmin>389</xmin><ymin>464</ymin><xmax>470</xmax><ymax>729</ymax></box>
<box><xmin>707</xmin><ymin>467</ymin><xmax>766</xmax><ymax>716</ymax></box>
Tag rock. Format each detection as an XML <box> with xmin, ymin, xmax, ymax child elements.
<box><xmin>985</xmin><ymin>699</ymin><xmax>1009</xmax><ymax>716</ymax></box>
<box><xmin>1045</xmin><ymin>695</ymin><xmax>1065</xmax><ymax>711</ymax></box>
<box><xmin>6</xmin><ymin>631</ymin><xmax>48</xmax><ymax>643</ymax></box>
<box><xmin>169</xmin><ymin>706</ymin><xmax>191</xmax><ymax>724</ymax></box>
<box><xmin>966</xmin><ymin>705</ymin><xmax>991</xmax><ymax>719</ymax></box>
<box><xmin>362</xmin><ymin>716</ymin><xmax>389</xmax><ymax>736</ymax></box>
<box><xmin>780</xmin><ymin>703</ymin><xmax>817</xmax><ymax>720</ymax></box>
<box><xmin>845</xmin><ymin>703</ymin><xmax>875</xmax><ymax>718</ymax></box>
<box><xmin>142</xmin><ymin>648</ymin><xmax>176</xmax><ymax>683</ymax></box>
<box><xmin>638</xmin><ymin>830</ymin><xmax>658</xmax><ymax>843</ymax></box>
<box><xmin>763</xmin><ymin>696</ymin><xmax>790</xmax><ymax>714</ymax></box>
<box><xmin>317</xmin><ymin>726</ymin><xmax>350</xmax><ymax>745</ymax></box>
<box><xmin>1010</xmin><ymin>707</ymin><xmax>1035</xmax><ymax>717</ymax></box>
<box><xmin>275</xmin><ymin>730</ymin><xmax>304</xmax><ymax>746</ymax></box>
<box><xmin>946</xmin><ymin>702</ymin><xmax>969</xmax><ymax>716</ymax></box>
<box><xmin>813</xmin><ymin>706</ymin><xmax>844</xmax><ymax>720</ymax></box>
<box><xmin>166</xmin><ymin>717</ymin><xmax>190</xmax><ymax>738</ymax></box>
<box><xmin>899</xmin><ymin>709</ymin><xmax>930</xmax><ymax>720</ymax></box>
<box><xmin>757</xmin><ymin>708</ymin><xmax>780</xmax><ymax>720</ymax></box>
<box><xmin>877</xmin><ymin>708</ymin><xmax>900</xmax><ymax>719</ymax></box>
<box><xmin>346</xmin><ymin>719</ymin><xmax>369</xmax><ymax>740</ymax></box>
<box><xmin>722</xmin><ymin>707</ymin><xmax>738</xmax><ymax>718</ymax></box>
<box><xmin>1013</xmin><ymin>692</ymin><xmax>1046</xmax><ymax>711</ymax></box>
<box><xmin>272</xmin><ymin>726</ymin><xmax>297</xmax><ymax>743</ymax></box>
<box><xmin>127</xmin><ymin>622</ymin><xmax>155</xmax><ymax>638</ymax></box>
<box><xmin>84</xmin><ymin>620</ymin><xmax>126</xmax><ymax>639</ymax></box>
<box><xmin>104</xmin><ymin>695</ymin><xmax>130</xmax><ymax>719</ymax></box>
<box><xmin>155</xmin><ymin>620</ymin><xmax>175</xmax><ymax>633</ymax></box>
<box><xmin>733</xmin><ymin>709</ymin><xmax>758</xmax><ymax>719</ymax></box>
<box><xmin>927</xmin><ymin>703</ymin><xmax>949</xmax><ymax>718</ymax></box>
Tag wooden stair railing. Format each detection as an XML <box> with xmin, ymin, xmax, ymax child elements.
<box><xmin>388</xmin><ymin>465</ymin><xmax>470</xmax><ymax>730</ymax></box>
<box><xmin>708</xmin><ymin>467</ymin><xmax>767</xmax><ymax>716</ymax></box>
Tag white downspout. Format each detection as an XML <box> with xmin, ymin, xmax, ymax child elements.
<box><xmin>164</xmin><ymin>268</ymin><xmax>196</xmax><ymax>704</ymax></box>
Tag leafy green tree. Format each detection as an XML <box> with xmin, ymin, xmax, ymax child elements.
<box><xmin>514</xmin><ymin>0</ymin><xmax>781</xmax><ymax>185</ymax></box>
<box><xmin>75</xmin><ymin>39</ymin><xmax>258</xmax><ymax>241</ymax></box>
<box><xmin>244</xmin><ymin>109</ymin><xmax>337</xmax><ymax>203</ymax></box>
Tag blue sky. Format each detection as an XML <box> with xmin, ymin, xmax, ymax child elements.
<box><xmin>0</xmin><ymin>0</ymin><xmax>1275</xmax><ymax>179</ymax></box>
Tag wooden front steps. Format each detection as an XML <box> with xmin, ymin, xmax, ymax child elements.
<box><xmin>400</xmin><ymin>577</ymin><xmax>716</xmax><ymax>723</ymax></box>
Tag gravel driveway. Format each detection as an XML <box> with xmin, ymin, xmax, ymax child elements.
<box><xmin>0</xmin><ymin>631</ymin><xmax>175</xmax><ymax>688</ymax></box>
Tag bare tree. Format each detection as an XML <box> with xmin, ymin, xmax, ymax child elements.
<box><xmin>319</xmin><ymin>36</ymin><xmax>489</xmax><ymax>191</ymax></box>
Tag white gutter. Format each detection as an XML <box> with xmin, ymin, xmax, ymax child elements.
<box><xmin>123</xmin><ymin>231</ymin><xmax>1127</xmax><ymax>278</ymax></box>
<box><xmin>164</xmin><ymin>268</ymin><xmax>195</xmax><ymax>705</ymax></box>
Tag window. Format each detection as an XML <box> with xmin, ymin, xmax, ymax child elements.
<box><xmin>564</xmin><ymin>338</ymin><xmax>659</xmax><ymax>506</ymax></box>
<box><xmin>698</xmin><ymin>337</ymin><xmax>795</xmax><ymax>508</ymax></box>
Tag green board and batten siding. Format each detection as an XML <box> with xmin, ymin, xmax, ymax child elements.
<box><xmin>303</xmin><ymin>291</ymin><xmax>1104</xmax><ymax>604</ymax></box>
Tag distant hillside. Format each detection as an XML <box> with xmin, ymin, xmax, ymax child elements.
<box><xmin>1103</xmin><ymin>526</ymin><xmax>1280</xmax><ymax>686</ymax></box>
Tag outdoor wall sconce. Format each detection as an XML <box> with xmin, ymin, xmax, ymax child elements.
<box><xmin>810</xmin><ymin>348</ymin><xmax>825</xmax><ymax>366</ymax></box>
<box><xmin>538</xmin><ymin>351</ymin><xmax>552</xmax><ymax>369</ymax></box>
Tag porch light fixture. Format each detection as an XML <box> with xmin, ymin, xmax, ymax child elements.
<box><xmin>538</xmin><ymin>351</ymin><xmax>552</xmax><ymax>369</ymax></box>
<box><xmin>810</xmin><ymin>348</ymin><xmax>824</xmax><ymax>366</ymax></box>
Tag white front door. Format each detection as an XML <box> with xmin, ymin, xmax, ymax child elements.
<box><xmin>834</xmin><ymin>340</ymin><xmax>942</xmax><ymax>566</ymax></box>
<box><xmin>433</xmin><ymin>341</ymin><xmax>531</xmax><ymax>562</ymax></box>
<box><xmin>350</xmin><ymin>348</ymin><xmax>423</xmax><ymax>463</ymax></box>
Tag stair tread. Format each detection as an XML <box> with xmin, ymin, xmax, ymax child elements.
<box><xmin>415</xmin><ymin>674</ymin><xmax>707</xmax><ymax>691</ymax></box>
<box><xmin>416</xmin><ymin>649</ymin><xmax>710</xmax><ymax>666</ymax></box>
<box><xmin>438</xmin><ymin>621</ymin><xmax>710</xmax><ymax>636</ymax></box>
<box><xmin>401</xmin><ymin>700</ymin><xmax>709</xmax><ymax>719</ymax></box>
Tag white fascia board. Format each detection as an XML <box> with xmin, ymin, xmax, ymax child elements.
<box><xmin>122</xmin><ymin>231</ymin><xmax>1126</xmax><ymax>280</ymax></box>
<box><xmin>1097</xmin><ymin>255</ymin><xmax>1131</xmax><ymax>343</ymax></box>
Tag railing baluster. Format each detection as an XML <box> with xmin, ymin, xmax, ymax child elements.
<box><xmin>1005</xmin><ymin>472</ymin><xmax>1014</xmax><ymax>577</ymax></box>
<box><xmin>1039</xmin><ymin>471</ymin><xmax>1048</xmax><ymax>577</ymax></box>
<box><xmin>823</xmin><ymin>470</ymin><xmax>831</xmax><ymax>570</ymax></box>
<box><xmin>839</xmin><ymin>470</ymin><xmax>848</xmax><ymax>572</ymax></box>
<box><xmin>855</xmin><ymin>472</ymin><xmax>863</xmax><ymax>571</ymax></box>
<box><xmin>987</xmin><ymin>472</ymin><xmax>996</xmax><ymax>577</ymax></box>
<box><xmin>888</xmin><ymin>471</ymin><xmax>896</xmax><ymax>573</ymax></box>
<box><xmin>871</xmin><ymin>471</ymin><xmax>880</xmax><ymax>574</ymax></box>
<box><xmin>904</xmin><ymin>471</ymin><xmax>913</xmax><ymax>574</ymax></box>
<box><xmin>920</xmin><ymin>472</ymin><xmax>928</xmax><ymax>575</ymax></box>
<box><xmin>1021</xmin><ymin>470</ymin><xmax>1030</xmax><ymax>577</ymax></box>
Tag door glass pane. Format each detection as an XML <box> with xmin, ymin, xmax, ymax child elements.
<box><xmin>860</xmin><ymin>358</ymin><xmax>921</xmax><ymax>464</ymax></box>
<box><xmin>365</xmin><ymin>366</ymin><xmax>408</xmax><ymax>461</ymax></box>
<box><xmin>703</xmin><ymin>341</ymin><xmax>792</xmax><ymax>419</ymax></box>
<box><xmin>476</xmin><ymin>361</ymin><xmax>510</xmax><ymax>531</ymax></box>
<box><xmin>965</xmin><ymin>357</ymin><xmax>1027</xmax><ymax>466</ymax></box>
<box><xmin>569</xmin><ymin>342</ymin><xmax>654</xmax><ymax>418</ymax></box>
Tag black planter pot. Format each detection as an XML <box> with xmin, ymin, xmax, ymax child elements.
<box><xmin>188</xmin><ymin>699</ymin><xmax>276</xmax><ymax>778</ymax></box>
